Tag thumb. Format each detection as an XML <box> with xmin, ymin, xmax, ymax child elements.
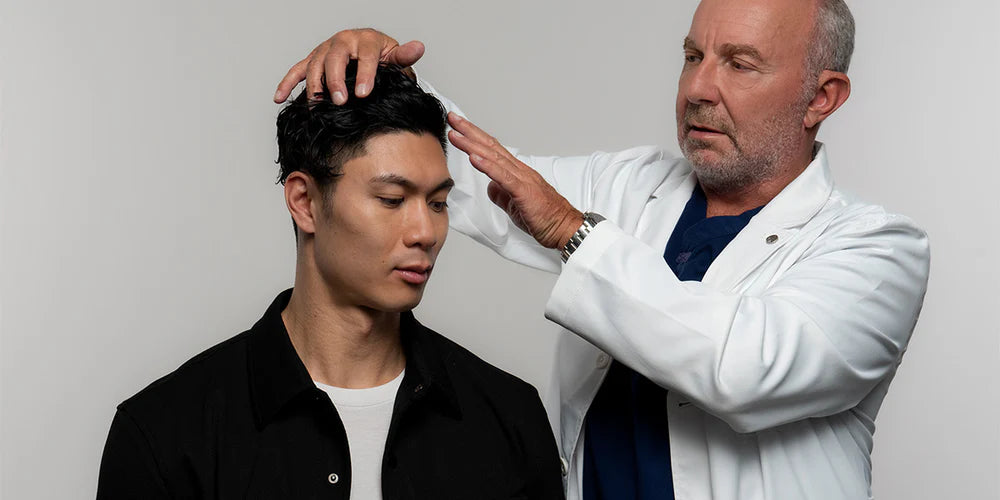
<box><xmin>388</xmin><ymin>40</ymin><xmax>425</xmax><ymax>67</ymax></box>
<box><xmin>486</xmin><ymin>181</ymin><xmax>512</xmax><ymax>213</ymax></box>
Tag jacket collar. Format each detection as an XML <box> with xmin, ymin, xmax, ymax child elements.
<box><xmin>246</xmin><ymin>289</ymin><xmax>461</xmax><ymax>429</ymax></box>
<box><xmin>699</xmin><ymin>143</ymin><xmax>836</xmax><ymax>288</ymax></box>
<box><xmin>750</xmin><ymin>142</ymin><xmax>834</xmax><ymax>230</ymax></box>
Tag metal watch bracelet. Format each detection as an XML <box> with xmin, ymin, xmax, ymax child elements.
<box><xmin>560</xmin><ymin>212</ymin><xmax>606</xmax><ymax>263</ymax></box>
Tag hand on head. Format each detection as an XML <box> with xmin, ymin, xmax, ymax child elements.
<box><xmin>274</xmin><ymin>28</ymin><xmax>425</xmax><ymax>105</ymax></box>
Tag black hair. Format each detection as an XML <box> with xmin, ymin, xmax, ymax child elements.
<box><xmin>276</xmin><ymin>61</ymin><xmax>448</xmax><ymax>192</ymax></box>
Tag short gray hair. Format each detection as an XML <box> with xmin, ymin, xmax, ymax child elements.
<box><xmin>808</xmin><ymin>0</ymin><xmax>856</xmax><ymax>75</ymax></box>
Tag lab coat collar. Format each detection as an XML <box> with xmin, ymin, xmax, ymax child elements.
<box><xmin>752</xmin><ymin>142</ymin><xmax>835</xmax><ymax>230</ymax></box>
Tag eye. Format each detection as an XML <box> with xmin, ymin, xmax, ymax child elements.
<box><xmin>429</xmin><ymin>201</ymin><xmax>449</xmax><ymax>213</ymax></box>
<box><xmin>730</xmin><ymin>59</ymin><xmax>752</xmax><ymax>71</ymax></box>
<box><xmin>378</xmin><ymin>197</ymin><xmax>404</xmax><ymax>208</ymax></box>
<box><xmin>684</xmin><ymin>53</ymin><xmax>701</xmax><ymax>64</ymax></box>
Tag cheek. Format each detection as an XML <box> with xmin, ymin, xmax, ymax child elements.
<box><xmin>325</xmin><ymin>205</ymin><xmax>393</xmax><ymax>263</ymax></box>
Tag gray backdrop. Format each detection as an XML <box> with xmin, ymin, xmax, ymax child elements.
<box><xmin>1</xmin><ymin>0</ymin><xmax>997</xmax><ymax>498</ymax></box>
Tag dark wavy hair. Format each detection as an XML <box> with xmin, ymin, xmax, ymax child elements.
<box><xmin>276</xmin><ymin>62</ymin><xmax>448</xmax><ymax>193</ymax></box>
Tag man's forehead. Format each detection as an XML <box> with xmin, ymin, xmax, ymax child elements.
<box><xmin>689</xmin><ymin>0</ymin><xmax>815</xmax><ymax>53</ymax></box>
<box><xmin>341</xmin><ymin>132</ymin><xmax>449</xmax><ymax>189</ymax></box>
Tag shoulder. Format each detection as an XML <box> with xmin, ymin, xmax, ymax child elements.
<box><xmin>117</xmin><ymin>330</ymin><xmax>252</xmax><ymax>422</ymax></box>
<box><xmin>820</xmin><ymin>189</ymin><xmax>929</xmax><ymax>252</ymax></box>
<box><xmin>791</xmin><ymin>190</ymin><xmax>932</xmax><ymax>291</ymax></box>
<box><xmin>414</xmin><ymin>326</ymin><xmax>542</xmax><ymax>404</ymax></box>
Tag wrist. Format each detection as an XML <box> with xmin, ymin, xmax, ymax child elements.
<box><xmin>556</xmin><ymin>211</ymin><xmax>585</xmax><ymax>250</ymax></box>
<box><xmin>560</xmin><ymin>212</ymin><xmax>606</xmax><ymax>263</ymax></box>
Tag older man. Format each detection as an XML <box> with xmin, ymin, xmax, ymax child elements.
<box><xmin>274</xmin><ymin>1</ymin><xmax>930</xmax><ymax>499</ymax></box>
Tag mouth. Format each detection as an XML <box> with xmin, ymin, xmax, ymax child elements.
<box><xmin>687</xmin><ymin>121</ymin><xmax>726</xmax><ymax>136</ymax></box>
<box><xmin>394</xmin><ymin>264</ymin><xmax>433</xmax><ymax>285</ymax></box>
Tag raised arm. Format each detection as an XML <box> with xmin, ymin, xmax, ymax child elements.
<box><xmin>544</xmin><ymin>211</ymin><xmax>930</xmax><ymax>432</ymax></box>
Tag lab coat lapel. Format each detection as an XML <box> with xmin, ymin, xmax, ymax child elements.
<box><xmin>643</xmin><ymin>169</ymin><xmax>699</xmax><ymax>251</ymax></box>
<box><xmin>701</xmin><ymin>145</ymin><xmax>836</xmax><ymax>290</ymax></box>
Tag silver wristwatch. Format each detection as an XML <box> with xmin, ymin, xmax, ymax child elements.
<box><xmin>561</xmin><ymin>212</ymin><xmax>606</xmax><ymax>263</ymax></box>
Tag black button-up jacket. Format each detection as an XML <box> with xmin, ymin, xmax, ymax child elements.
<box><xmin>97</xmin><ymin>290</ymin><xmax>564</xmax><ymax>499</ymax></box>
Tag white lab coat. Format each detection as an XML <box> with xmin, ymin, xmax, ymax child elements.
<box><xmin>425</xmin><ymin>80</ymin><xmax>931</xmax><ymax>500</ymax></box>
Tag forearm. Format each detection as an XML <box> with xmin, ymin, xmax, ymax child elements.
<box><xmin>545</xmin><ymin>217</ymin><xmax>930</xmax><ymax>432</ymax></box>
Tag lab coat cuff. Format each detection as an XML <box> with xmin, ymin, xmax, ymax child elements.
<box><xmin>546</xmin><ymin>220</ymin><xmax>623</xmax><ymax>323</ymax></box>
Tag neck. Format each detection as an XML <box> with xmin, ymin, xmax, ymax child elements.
<box><xmin>702</xmin><ymin>142</ymin><xmax>815</xmax><ymax>217</ymax></box>
<box><xmin>282</xmin><ymin>255</ymin><xmax>406</xmax><ymax>389</ymax></box>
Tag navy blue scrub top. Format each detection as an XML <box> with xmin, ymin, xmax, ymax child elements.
<box><xmin>582</xmin><ymin>185</ymin><xmax>763</xmax><ymax>500</ymax></box>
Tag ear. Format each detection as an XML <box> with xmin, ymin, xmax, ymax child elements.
<box><xmin>284</xmin><ymin>171</ymin><xmax>322</xmax><ymax>237</ymax></box>
<box><xmin>804</xmin><ymin>70</ymin><xmax>851</xmax><ymax>129</ymax></box>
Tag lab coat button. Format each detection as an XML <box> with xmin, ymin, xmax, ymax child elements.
<box><xmin>596</xmin><ymin>353</ymin><xmax>610</xmax><ymax>369</ymax></box>
<box><xmin>766</xmin><ymin>234</ymin><xmax>779</xmax><ymax>244</ymax></box>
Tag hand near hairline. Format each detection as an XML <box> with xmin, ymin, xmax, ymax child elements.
<box><xmin>447</xmin><ymin>113</ymin><xmax>584</xmax><ymax>250</ymax></box>
<box><xmin>274</xmin><ymin>28</ymin><xmax>425</xmax><ymax>105</ymax></box>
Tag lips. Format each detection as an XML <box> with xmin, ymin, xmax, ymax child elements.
<box><xmin>394</xmin><ymin>264</ymin><xmax>433</xmax><ymax>285</ymax></box>
<box><xmin>687</xmin><ymin>121</ymin><xmax>725</xmax><ymax>134</ymax></box>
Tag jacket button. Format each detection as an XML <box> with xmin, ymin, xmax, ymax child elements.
<box><xmin>596</xmin><ymin>353</ymin><xmax>610</xmax><ymax>369</ymax></box>
<box><xmin>766</xmin><ymin>234</ymin><xmax>779</xmax><ymax>244</ymax></box>
<box><xmin>328</xmin><ymin>473</ymin><xmax>339</xmax><ymax>484</ymax></box>
<box><xmin>414</xmin><ymin>383</ymin><xmax>424</xmax><ymax>393</ymax></box>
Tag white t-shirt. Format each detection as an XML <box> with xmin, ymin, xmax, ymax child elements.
<box><xmin>315</xmin><ymin>370</ymin><xmax>404</xmax><ymax>500</ymax></box>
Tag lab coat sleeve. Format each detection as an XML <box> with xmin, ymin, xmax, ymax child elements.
<box><xmin>418</xmin><ymin>77</ymin><xmax>665</xmax><ymax>274</ymax></box>
<box><xmin>544</xmin><ymin>208</ymin><xmax>931</xmax><ymax>433</ymax></box>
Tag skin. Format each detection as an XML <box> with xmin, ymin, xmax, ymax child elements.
<box><xmin>281</xmin><ymin>132</ymin><xmax>453</xmax><ymax>388</ymax></box>
<box><xmin>273</xmin><ymin>0</ymin><xmax>850</xmax><ymax>249</ymax></box>
<box><xmin>677</xmin><ymin>0</ymin><xmax>841</xmax><ymax>216</ymax></box>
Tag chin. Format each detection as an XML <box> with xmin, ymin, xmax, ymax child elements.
<box><xmin>371</xmin><ymin>290</ymin><xmax>425</xmax><ymax>313</ymax></box>
<box><xmin>684</xmin><ymin>149</ymin><xmax>721</xmax><ymax>170</ymax></box>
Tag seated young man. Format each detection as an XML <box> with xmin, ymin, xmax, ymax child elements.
<box><xmin>96</xmin><ymin>64</ymin><xmax>563</xmax><ymax>500</ymax></box>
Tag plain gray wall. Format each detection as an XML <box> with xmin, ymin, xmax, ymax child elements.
<box><xmin>1</xmin><ymin>0</ymin><xmax>997</xmax><ymax>498</ymax></box>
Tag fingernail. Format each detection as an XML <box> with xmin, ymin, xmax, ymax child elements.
<box><xmin>356</xmin><ymin>83</ymin><xmax>369</xmax><ymax>96</ymax></box>
<box><xmin>332</xmin><ymin>91</ymin><xmax>346</xmax><ymax>104</ymax></box>
<box><xmin>273</xmin><ymin>89</ymin><xmax>282</xmax><ymax>101</ymax></box>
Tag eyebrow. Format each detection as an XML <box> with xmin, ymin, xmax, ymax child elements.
<box><xmin>718</xmin><ymin>43</ymin><xmax>764</xmax><ymax>62</ymax></box>
<box><xmin>683</xmin><ymin>37</ymin><xmax>765</xmax><ymax>62</ymax></box>
<box><xmin>370</xmin><ymin>173</ymin><xmax>455</xmax><ymax>193</ymax></box>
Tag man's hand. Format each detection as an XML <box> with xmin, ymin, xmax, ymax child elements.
<box><xmin>447</xmin><ymin>113</ymin><xmax>584</xmax><ymax>250</ymax></box>
<box><xmin>273</xmin><ymin>29</ymin><xmax>425</xmax><ymax>105</ymax></box>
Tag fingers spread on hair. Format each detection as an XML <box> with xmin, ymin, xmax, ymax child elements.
<box><xmin>323</xmin><ymin>44</ymin><xmax>351</xmax><ymax>105</ymax></box>
<box><xmin>355</xmin><ymin>39</ymin><xmax>381</xmax><ymax>98</ymax></box>
<box><xmin>275</xmin><ymin>57</ymin><xmax>309</xmax><ymax>103</ymax></box>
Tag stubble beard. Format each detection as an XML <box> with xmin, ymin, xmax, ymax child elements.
<box><xmin>679</xmin><ymin>89</ymin><xmax>812</xmax><ymax>194</ymax></box>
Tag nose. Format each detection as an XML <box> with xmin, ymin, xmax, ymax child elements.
<box><xmin>402</xmin><ymin>204</ymin><xmax>439</xmax><ymax>250</ymax></box>
<box><xmin>681</xmin><ymin>58</ymin><xmax>721</xmax><ymax>106</ymax></box>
